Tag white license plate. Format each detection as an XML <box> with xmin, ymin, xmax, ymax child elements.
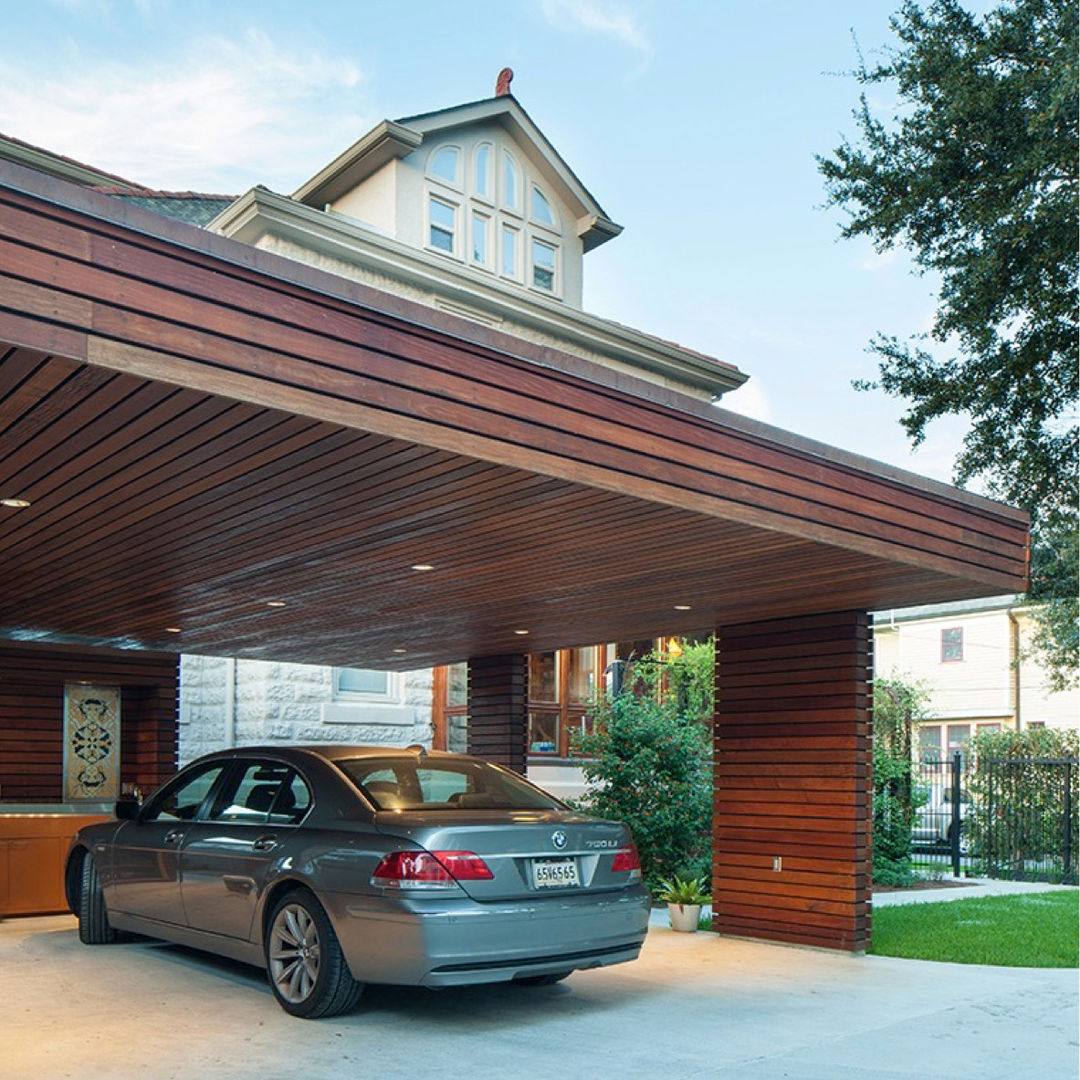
<box><xmin>532</xmin><ymin>858</ymin><xmax>580</xmax><ymax>889</ymax></box>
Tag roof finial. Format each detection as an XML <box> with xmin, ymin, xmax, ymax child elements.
<box><xmin>495</xmin><ymin>67</ymin><xmax>514</xmax><ymax>97</ymax></box>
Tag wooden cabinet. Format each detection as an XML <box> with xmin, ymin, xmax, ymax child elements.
<box><xmin>0</xmin><ymin>815</ymin><xmax>109</xmax><ymax>916</ymax></box>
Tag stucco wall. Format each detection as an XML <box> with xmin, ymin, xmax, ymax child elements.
<box><xmin>179</xmin><ymin>655</ymin><xmax>433</xmax><ymax>766</ymax></box>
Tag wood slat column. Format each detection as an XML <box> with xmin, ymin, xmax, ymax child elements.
<box><xmin>466</xmin><ymin>654</ymin><xmax>527</xmax><ymax>774</ymax></box>
<box><xmin>713</xmin><ymin>611</ymin><xmax>872</xmax><ymax>951</ymax></box>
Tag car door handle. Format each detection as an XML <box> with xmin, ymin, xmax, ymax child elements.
<box><xmin>164</xmin><ymin>830</ymin><xmax>184</xmax><ymax>845</ymax></box>
<box><xmin>252</xmin><ymin>835</ymin><xmax>278</xmax><ymax>851</ymax></box>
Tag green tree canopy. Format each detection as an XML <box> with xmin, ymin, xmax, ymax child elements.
<box><xmin>819</xmin><ymin>0</ymin><xmax>1078</xmax><ymax>685</ymax></box>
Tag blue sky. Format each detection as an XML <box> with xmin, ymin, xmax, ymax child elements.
<box><xmin>1</xmin><ymin>0</ymin><xmax>976</xmax><ymax>486</ymax></box>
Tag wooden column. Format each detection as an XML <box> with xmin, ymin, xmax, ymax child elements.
<box><xmin>713</xmin><ymin>612</ymin><xmax>872</xmax><ymax>951</ymax></box>
<box><xmin>466</xmin><ymin>654</ymin><xmax>527</xmax><ymax>773</ymax></box>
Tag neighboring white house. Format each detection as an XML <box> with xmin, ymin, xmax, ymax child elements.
<box><xmin>873</xmin><ymin>595</ymin><xmax>1078</xmax><ymax>761</ymax></box>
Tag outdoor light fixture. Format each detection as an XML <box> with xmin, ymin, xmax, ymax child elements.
<box><xmin>673</xmin><ymin>604</ymin><xmax>692</xmax><ymax>611</ymax></box>
<box><xmin>164</xmin><ymin>627</ymin><xmax>182</xmax><ymax>634</ymax></box>
<box><xmin>513</xmin><ymin>629</ymin><xmax>530</xmax><ymax>635</ymax></box>
<box><xmin>392</xmin><ymin>648</ymin><xmax>407</xmax><ymax>654</ymax></box>
<box><xmin>410</xmin><ymin>563</ymin><xmax>435</xmax><ymax>572</ymax></box>
<box><xmin>0</xmin><ymin>498</ymin><xmax>31</xmax><ymax>509</ymax></box>
<box><xmin>266</xmin><ymin>600</ymin><xmax>287</xmax><ymax>608</ymax></box>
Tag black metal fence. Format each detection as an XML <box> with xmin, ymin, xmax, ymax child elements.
<box><xmin>911</xmin><ymin>752</ymin><xmax>1079</xmax><ymax>884</ymax></box>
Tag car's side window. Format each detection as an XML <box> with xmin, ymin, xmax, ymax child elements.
<box><xmin>267</xmin><ymin>771</ymin><xmax>313</xmax><ymax>826</ymax></box>
<box><xmin>211</xmin><ymin>761</ymin><xmax>292</xmax><ymax>825</ymax></box>
<box><xmin>143</xmin><ymin>764</ymin><xmax>227</xmax><ymax>822</ymax></box>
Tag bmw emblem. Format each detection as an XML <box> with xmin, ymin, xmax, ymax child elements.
<box><xmin>551</xmin><ymin>830</ymin><xmax>567</xmax><ymax>850</ymax></box>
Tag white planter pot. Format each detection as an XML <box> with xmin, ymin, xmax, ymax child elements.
<box><xmin>667</xmin><ymin>902</ymin><xmax>702</xmax><ymax>932</ymax></box>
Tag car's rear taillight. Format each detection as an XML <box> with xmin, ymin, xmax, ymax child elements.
<box><xmin>371</xmin><ymin>849</ymin><xmax>494</xmax><ymax>889</ymax></box>
<box><xmin>612</xmin><ymin>844</ymin><xmax>642</xmax><ymax>881</ymax></box>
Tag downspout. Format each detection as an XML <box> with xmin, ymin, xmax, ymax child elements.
<box><xmin>1006</xmin><ymin>609</ymin><xmax>1021</xmax><ymax>730</ymax></box>
<box><xmin>223</xmin><ymin>658</ymin><xmax>237</xmax><ymax>748</ymax></box>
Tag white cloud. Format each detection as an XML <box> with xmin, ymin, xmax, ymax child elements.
<box><xmin>0</xmin><ymin>29</ymin><xmax>370</xmax><ymax>193</ymax></box>
<box><xmin>857</xmin><ymin>244</ymin><xmax>904</xmax><ymax>273</ymax></box>
<box><xmin>539</xmin><ymin>0</ymin><xmax>650</xmax><ymax>55</ymax></box>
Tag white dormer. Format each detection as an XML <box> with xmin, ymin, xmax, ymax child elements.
<box><xmin>210</xmin><ymin>76</ymin><xmax>747</xmax><ymax>401</ymax></box>
<box><xmin>290</xmin><ymin>89</ymin><xmax>621</xmax><ymax>310</ymax></box>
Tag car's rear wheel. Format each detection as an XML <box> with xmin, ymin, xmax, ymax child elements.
<box><xmin>265</xmin><ymin>888</ymin><xmax>363</xmax><ymax>1019</ymax></box>
<box><xmin>78</xmin><ymin>853</ymin><xmax>116</xmax><ymax>945</ymax></box>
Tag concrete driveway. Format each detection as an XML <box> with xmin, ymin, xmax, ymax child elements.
<box><xmin>1</xmin><ymin>914</ymin><xmax>1076</xmax><ymax>1080</ymax></box>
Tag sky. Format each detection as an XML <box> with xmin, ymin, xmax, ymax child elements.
<box><xmin>1</xmin><ymin>0</ymin><xmax>978</xmax><ymax>487</ymax></box>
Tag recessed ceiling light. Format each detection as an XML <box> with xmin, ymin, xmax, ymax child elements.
<box><xmin>392</xmin><ymin>648</ymin><xmax>407</xmax><ymax>654</ymax></box>
<box><xmin>513</xmin><ymin>629</ymin><xmax>530</xmax><ymax>635</ymax></box>
<box><xmin>164</xmin><ymin>627</ymin><xmax>182</xmax><ymax>634</ymax></box>
<box><xmin>410</xmin><ymin>563</ymin><xmax>435</xmax><ymax>572</ymax></box>
<box><xmin>1</xmin><ymin>498</ymin><xmax>31</xmax><ymax>509</ymax></box>
<box><xmin>266</xmin><ymin>600</ymin><xmax>287</xmax><ymax>608</ymax></box>
<box><xmin>673</xmin><ymin>604</ymin><xmax>692</xmax><ymax>611</ymax></box>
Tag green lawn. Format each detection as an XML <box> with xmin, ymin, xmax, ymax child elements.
<box><xmin>870</xmin><ymin>891</ymin><xmax>1079</xmax><ymax>967</ymax></box>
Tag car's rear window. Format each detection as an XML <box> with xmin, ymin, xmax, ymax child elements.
<box><xmin>337</xmin><ymin>757</ymin><xmax>564</xmax><ymax>812</ymax></box>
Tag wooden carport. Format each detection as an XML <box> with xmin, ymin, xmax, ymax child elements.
<box><xmin>0</xmin><ymin>159</ymin><xmax>1028</xmax><ymax>947</ymax></box>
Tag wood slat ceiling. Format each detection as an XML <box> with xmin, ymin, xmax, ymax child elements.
<box><xmin>0</xmin><ymin>162</ymin><xmax>1029</xmax><ymax>669</ymax></box>
<box><xmin>0</xmin><ymin>347</ymin><xmax>1022</xmax><ymax>669</ymax></box>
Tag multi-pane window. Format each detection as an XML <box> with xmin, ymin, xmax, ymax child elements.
<box><xmin>422</xmin><ymin>140</ymin><xmax>561</xmax><ymax>296</ymax></box>
<box><xmin>531</xmin><ymin>239</ymin><xmax>556</xmax><ymax>291</ymax></box>
<box><xmin>429</xmin><ymin>197</ymin><xmax>456</xmax><ymax>253</ymax></box>
<box><xmin>528</xmin><ymin>652</ymin><xmax>559</xmax><ymax>702</ymax></box>
<box><xmin>941</xmin><ymin>627</ymin><xmax>963</xmax><ymax>662</ymax></box>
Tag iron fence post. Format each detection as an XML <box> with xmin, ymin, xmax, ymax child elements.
<box><xmin>1064</xmin><ymin>759</ymin><xmax>1073</xmax><ymax>880</ymax></box>
<box><xmin>950</xmin><ymin>751</ymin><xmax>962</xmax><ymax>877</ymax></box>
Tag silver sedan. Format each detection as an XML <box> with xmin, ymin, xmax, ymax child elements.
<box><xmin>66</xmin><ymin>744</ymin><xmax>651</xmax><ymax>1018</ymax></box>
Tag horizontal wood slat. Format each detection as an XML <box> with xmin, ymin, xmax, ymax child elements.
<box><xmin>0</xmin><ymin>165</ymin><xmax>1029</xmax><ymax>668</ymax></box>
<box><xmin>714</xmin><ymin>612</ymin><xmax>872</xmax><ymax>951</ymax></box>
<box><xmin>0</xmin><ymin>643</ymin><xmax>178</xmax><ymax>804</ymax></box>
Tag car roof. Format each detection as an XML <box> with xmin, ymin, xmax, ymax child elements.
<box><xmin>196</xmin><ymin>744</ymin><xmax>471</xmax><ymax>765</ymax></box>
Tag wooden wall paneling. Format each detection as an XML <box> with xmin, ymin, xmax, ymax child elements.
<box><xmin>0</xmin><ymin>644</ymin><xmax>179</xmax><ymax>803</ymax></box>
<box><xmin>713</xmin><ymin>612</ymin><xmax>872</xmax><ymax>951</ymax></box>
<box><xmin>467</xmin><ymin>654</ymin><xmax>527</xmax><ymax>774</ymax></box>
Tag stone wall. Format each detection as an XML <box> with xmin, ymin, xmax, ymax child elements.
<box><xmin>179</xmin><ymin>655</ymin><xmax>434</xmax><ymax>766</ymax></box>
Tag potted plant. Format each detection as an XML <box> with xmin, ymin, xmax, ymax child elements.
<box><xmin>655</xmin><ymin>875</ymin><xmax>711</xmax><ymax>932</ymax></box>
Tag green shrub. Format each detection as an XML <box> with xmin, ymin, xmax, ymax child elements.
<box><xmin>655</xmin><ymin>875</ymin><xmax>711</xmax><ymax>905</ymax></box>
<box><xmin>571</xmin><ymin>641</ymin><xmax>714</xmax><ymax>891</ymax></box>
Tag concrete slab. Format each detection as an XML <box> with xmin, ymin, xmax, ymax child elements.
<box><xmin>0</xmin><ymin>915</ymin><xmax>1076</xmax><ymax>1080</ymax></box>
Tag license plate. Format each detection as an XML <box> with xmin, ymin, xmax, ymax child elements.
<box><xmin>532</xmin><ymin>858</ymin><xmax>580</xmax><ymax>889</ymax></box>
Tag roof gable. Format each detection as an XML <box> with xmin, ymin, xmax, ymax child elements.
<box><xmin>293</xmin><ymin>95</ymin><xmax>621</xmax><ymax>252</ymax></box>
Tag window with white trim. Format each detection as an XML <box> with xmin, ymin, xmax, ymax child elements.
<box><xmin>428</xmin><ymin>196</ymin><xmax>456</xmax><ymax>254</ymax></box>
<box><xmin>333</xmin><ymin>668</ymin><xmax>398</xmax><ymax>701</ymax></box>
<box><xmin>428</xmin><ymin>145</ymin><xmax>460</xmax><ymax>187</ymax></box>
<box><xmin>421</xmin><ymin>139</ymin><xmax>562</xmax><ymax>298</ymax></box>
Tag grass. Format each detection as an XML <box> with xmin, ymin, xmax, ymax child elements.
<box><xmin>870</xmin><ymin>891</ymin><xmax>1079</xmax><ymax>967</ymax></box>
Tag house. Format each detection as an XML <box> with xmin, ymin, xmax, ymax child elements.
<box><xmin>0</xmin><ymin>73</ymin><xmax>1029</xmax><ymax>949</ymax></box>
<box><xmin>873</xmin><ymin>596</ymin><xmax>1077</xmax><ymax>761</ymax></box>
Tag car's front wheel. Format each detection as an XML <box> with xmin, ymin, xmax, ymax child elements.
<box><xmin>77</xmin><ymin>853</ymin><xmax>116</xmax><ymax>945</ymax></box>
<box><xmin>265</xmin><ymin>888</ymin><xmax>363</xmax><ymax>1019</ymax></box>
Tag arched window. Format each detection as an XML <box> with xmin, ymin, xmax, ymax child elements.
<box><xmin>474</xmin><ymin>143</ymin><xmax>492</xmax><ymax>199</ymax></box>
<box><xmin>502</xmin><ymin>150</ymin><xmax>520</xmax><ymax>212</ymax></box>
<box><xmin>531</xmin><ymin>186</ymin><xmax>556</xmax><ymax>228</ymax></box>
<box><xmin>428</xmin><ymin>145</ymin><xmax>460</xmax><ymax>186</ymax></box>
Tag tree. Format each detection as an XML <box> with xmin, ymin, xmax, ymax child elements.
<box><xmin>872</xmin><ymin>677</ymin><xmax>931</xmax><ymax>885</ymax></box>
<box><xmin>818</xmin><ymin>0</ymin><xmax>1078</xmax><ymax>686</ymax></box>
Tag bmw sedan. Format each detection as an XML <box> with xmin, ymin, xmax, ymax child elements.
<box><xmin>66</xmin><ymin>744</ymin><xmax>650</xmax><ymax>1018</ymax></box>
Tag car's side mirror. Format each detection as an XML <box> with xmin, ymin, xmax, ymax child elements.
<box><xmin>115</xmin><ymin>797</ymin><xmax>142</xmax><ymax>821</ymax></box>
